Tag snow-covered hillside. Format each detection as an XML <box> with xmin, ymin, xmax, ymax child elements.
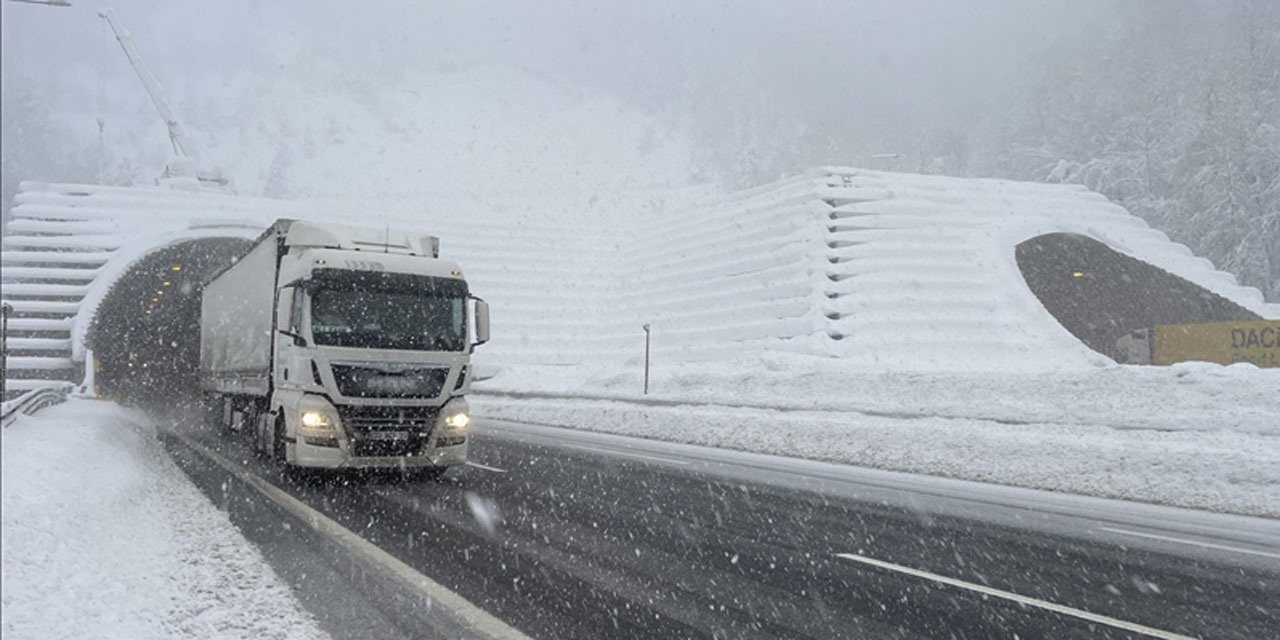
<box><xmin>15</xmin><ymin>64</ymin><xmax>1269</xmax><ymax>378</ymax></box>
<box><xmin>204</xmin><ymin>67</ymin><xmax>698</xmax><ymax>201</ymax></box>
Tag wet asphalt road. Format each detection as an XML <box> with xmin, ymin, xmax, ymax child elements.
<box><xmin>164</xmin><ymin>415</ymin><xmax>1280</xmax><ymax>640</ymax></box>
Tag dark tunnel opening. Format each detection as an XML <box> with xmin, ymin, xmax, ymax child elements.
<box><xmin>1015</xmin><ymin>233</ymin><xmax>1261</xmax><ymax>360</ymax></box>
<box><xmin>86</xmin><ymin>237</ymin><xmax>253</xmax><ymax>409</ymax></box>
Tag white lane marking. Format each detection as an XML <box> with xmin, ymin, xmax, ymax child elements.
<box><xmin>562</xmin><ymin>443</ymin><xmax>689</xmax><ymax>466</ymax></box>
<box><xmin>835</xmin><ymin>553</ymin><xmax>1195</xmax><ymax>640</ymax></box>
<box><xmin>172</xmin><ymin>431</ymin><xmax>529</xmax><ymax>640</ymax></box>
<box><xmin>1097</xmin><ymin>526</ymin><xmax>1280</xmax><ymax>560</ymax></box>
<box><xmin>466</xmin><ymin>461</ymin><xmax>508</xmax><ymax>473</ymax></box>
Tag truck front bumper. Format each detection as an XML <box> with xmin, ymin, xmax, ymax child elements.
<box><xmin>289</xmin><ymin>437</ymin><xmax>469</xmax><ymax>469</ymax></box>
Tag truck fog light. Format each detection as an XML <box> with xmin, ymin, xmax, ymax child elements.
<box><xmin>436</xmin><ymin>434</ymin><xmax>467</xmax><ymax>447</ymax></box>
<box><xmin>302</xmin><ymin>435</ymin><xmax>340</xmax><ymax>448</ymax></box>
<box><xmin>444</xmin><ymin>412</ymin><xmax>470</xmax><ymax>430</ymax></box>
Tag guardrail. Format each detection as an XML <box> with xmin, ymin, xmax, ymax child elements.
<box><xmin>1</xmin><ymin>383</ymin><xmax>75</xmax><ymax>427</ymax></box>
<box><xmin>2</xmin><ymin>301</ymin><xmax>10</xmax><ymax>398</ymax></box>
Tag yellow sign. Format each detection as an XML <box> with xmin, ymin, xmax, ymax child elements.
<box><xmin>1153</xmin><ymin>320</ymin><xmax>1280</xmax><ymax>367</ymax></box>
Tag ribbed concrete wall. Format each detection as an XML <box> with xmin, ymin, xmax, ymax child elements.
<box><xmin>1</xmin><ymin>180</ymin><xmax>308</xmax><ymax>396</ymax></box>
<box><xmin>4</xmin><ymin>168</ymin><xmax>1276</xmax><ymax>396</ymax></box>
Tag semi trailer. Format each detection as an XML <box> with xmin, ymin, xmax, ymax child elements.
<box><xmin>199</xmin><ymin>218</ymin><xmax>489</xmax><ymax>473</ymax></box>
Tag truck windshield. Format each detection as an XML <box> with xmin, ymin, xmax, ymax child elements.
<box><xmin>308</xmin><ymin>271</ymin><xmax>467</xmax><ymax>351</ymax></box>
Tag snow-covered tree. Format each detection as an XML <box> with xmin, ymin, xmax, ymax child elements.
<box><xmin>1</xmin><ymin>76</ymin><xmax>94</xmax><ymax>221</ymax></box>
<box><xmin>974</xmin><ymin>0</ymin><xmax>1279</xmax><ymax>300</ymax></box>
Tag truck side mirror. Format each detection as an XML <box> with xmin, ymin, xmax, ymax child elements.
<box><xmin>278</xmin><ymin>329</ymin><xmax>308</xmax><ymax>347</ymax></box>
<box><xmin>472</xmin><ymin>298</ymin><xmax>490</xmax><ymax>347</ymax></box>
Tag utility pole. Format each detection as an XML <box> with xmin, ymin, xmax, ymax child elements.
<box><xmin>98</xmin><ymin>8</ymin><xmax>229</xmax><ymax>187</ymax></box>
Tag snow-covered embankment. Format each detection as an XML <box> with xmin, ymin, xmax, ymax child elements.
<box><xmin>0</xmin><ymin>400</ymin><xmax>328</xmax><ymax>640</ymax></box>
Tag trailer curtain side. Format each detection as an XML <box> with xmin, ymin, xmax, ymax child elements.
<box><xmin>199</xmin><ymin>235</ymin><xmax>280</xmax><ymax>396</ymax></box>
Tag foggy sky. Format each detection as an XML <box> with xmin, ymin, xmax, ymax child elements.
<box><xmin>2</xmin><ymin>0</ymin><xmax>1113</xmax><ymax>156</ymax></box>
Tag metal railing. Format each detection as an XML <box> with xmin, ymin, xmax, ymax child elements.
<box><xmin>1</xmin><ymin>382</ymin><xmax>74</xmax><ymax>428</ymax></box>
<box><xmin>1</xmin><ymin>301</ymin><xmax>10</xmax><ymax>399</ymax></box>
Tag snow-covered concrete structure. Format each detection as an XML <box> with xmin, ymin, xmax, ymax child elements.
<box><xmin>3</xmin><ymin>168</ymin><xmax>1275</xmax><ymax>398</ymax></box>
<box><xmin>1</xmin><ymin>181</ymin><xmax>306</xmax><ymax>396</ymax></box>
<box><xmin>624</xmin><ymin>167</ymin><xmax>1277</xmax><ymax>371</ymax></box>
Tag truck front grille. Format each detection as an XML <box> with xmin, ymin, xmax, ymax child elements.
<box><xmin>331</xmin><ymin>364</ymin><xmax>450</xmax><ymax>399</ymax></box>
<box><xmin>338</xmin><ymin>405</ymin><xmax>440</xmax><ymax>458</ymax></box>
<box><xmin>340</xmin><ymin>404</ymin><xmax>440</xmax><ymax>431</ymax></box>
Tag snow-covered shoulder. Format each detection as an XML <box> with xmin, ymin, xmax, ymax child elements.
<box><xmin>0</xmin><ymin>399</ymin><xmax>328</xmax><ymax>640</ymax></box>
<box><xmin>473</xmin><ymin>359</ymin><xmax>1280</xmax><ymax>518</ymax></box>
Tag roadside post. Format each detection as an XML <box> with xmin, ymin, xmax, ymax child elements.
<box><xmin>642</xmin><ymin>323</ymin><xmax>651</xmax><ymax>395</ymax></box>
<box><xmin>82</xmin><ymin>349</ymin><xmax>97</xmax><ymax>396</ymax></box>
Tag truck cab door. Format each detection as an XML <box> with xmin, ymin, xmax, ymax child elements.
<box><xmin>275</xmin><ymin>286</ymin><xmax>311</xmax><ymax>387</ymax></box>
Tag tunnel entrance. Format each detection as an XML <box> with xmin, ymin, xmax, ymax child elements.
<box><xmin>87</xmin><ymin>237</ymin><xmax>253</xmax><ymax>408</ymax></box>
<box><xmin>1015</xmin><ymin>233</ymin><xmax>1261</xmax><ymax>360</ymax></box>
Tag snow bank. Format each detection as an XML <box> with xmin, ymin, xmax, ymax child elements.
<box><xmin>473</xmin><ymin>360</ymin><xmax>1280</xmax><ymax>518</ymax></box>
<box><xmin>0</xmin><ymin>399</ymin><xmax>328</xmax><ymax>640</ymax></box>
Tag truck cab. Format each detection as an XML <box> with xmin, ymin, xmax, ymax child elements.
<box><xmin>200</xmin><ymin>219</ymin><xmax>489</xmax><ymax>473</ymax></box>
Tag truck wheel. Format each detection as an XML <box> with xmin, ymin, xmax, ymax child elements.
<box><xmin>202</xmin><ymin>394</ymin><xmax>218</xmax><ymax>429</ymax></box>
<box><xmin>272</xmin><ymin>415</ymin><xmax>288</xmax><ymax>464</ymax></box>
<box><xmin>206</xmin><ymin>393</ymin><xmax>232</xmax><ymax>434</ymax></box>
<box><xmin>415</xmin><ymin>467</ymin><xmax>447</xmax><ymax>482</ymax></box>
<box><xmin>250</xmin><ymin>412</ymin><xmax>270</xmax><ymax>458</ymax></box>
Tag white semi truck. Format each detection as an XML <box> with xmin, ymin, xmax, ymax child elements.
<box><xmin>199</xmin><ymin>219</ymin><xmax>489</xmax><ymax>474</ymax></box>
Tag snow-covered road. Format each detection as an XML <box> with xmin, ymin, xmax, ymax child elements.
<box><xmin>2</xmin><ymin>375</ymin><xmax>1276</xmax><ymax>638</ymax></box>
<box><xmin>166</xmin><ymin>411</ymin><xmax>1280</xmax><ymax>639</ymax></box>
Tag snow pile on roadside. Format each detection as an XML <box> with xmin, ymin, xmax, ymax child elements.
<box><xmin>0</xmin><ymin>400</ymin><xmax>328</xmax><ymax>640</ymax></box>
<box><xmin>472</xmin><ymin>360</ymin><xmax>1280</xmax><ymax>518</ymax></box>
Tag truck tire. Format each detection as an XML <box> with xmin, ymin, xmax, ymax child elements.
<box><xmin>204</xmin><ymin>393</ymin><xmax>228</xmax><ymax>433</ymax></box>
<box><xmin>273</xmin><ymin>415</ymin><xmax>288</xmax><ymax>464</ymax></box>
<box><xmin>250</xmin><ymin>411</ymin><xmax>269</xmax><ymax>458</ymax></box>
<box><xmin>414</xmin><ymin>467</ymin><xmax>447</xmax><ymax>482</ymax></box>
<box><xmin>202</xmin><ymin>394</ymin><xmax>216</xmax><ymax>429</ymax></box>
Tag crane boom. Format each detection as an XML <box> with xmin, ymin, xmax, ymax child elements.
<box><xmin>98</xmin><ymin>8</ymin><xmax>227</xmax><ymax>186</ymax></box>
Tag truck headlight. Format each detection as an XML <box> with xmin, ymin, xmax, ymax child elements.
<box><xmin>444</xmin><ymin>411</ymin><xmax>470</xmax><ymax>430</ymax></box>
<box><xmin>299</xmin><ymin>409</ymin><xmax>339</xmax><ymax>447</ymax></box>
<box><xmin>296</xmin><ymin>397</ymin><xmax>341</xmax><ymax>447</ymax></box>
<box><xmin>301</xmin><ymin>411</ymin><xmax>333</xmax><ymax>429</ymax></box>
